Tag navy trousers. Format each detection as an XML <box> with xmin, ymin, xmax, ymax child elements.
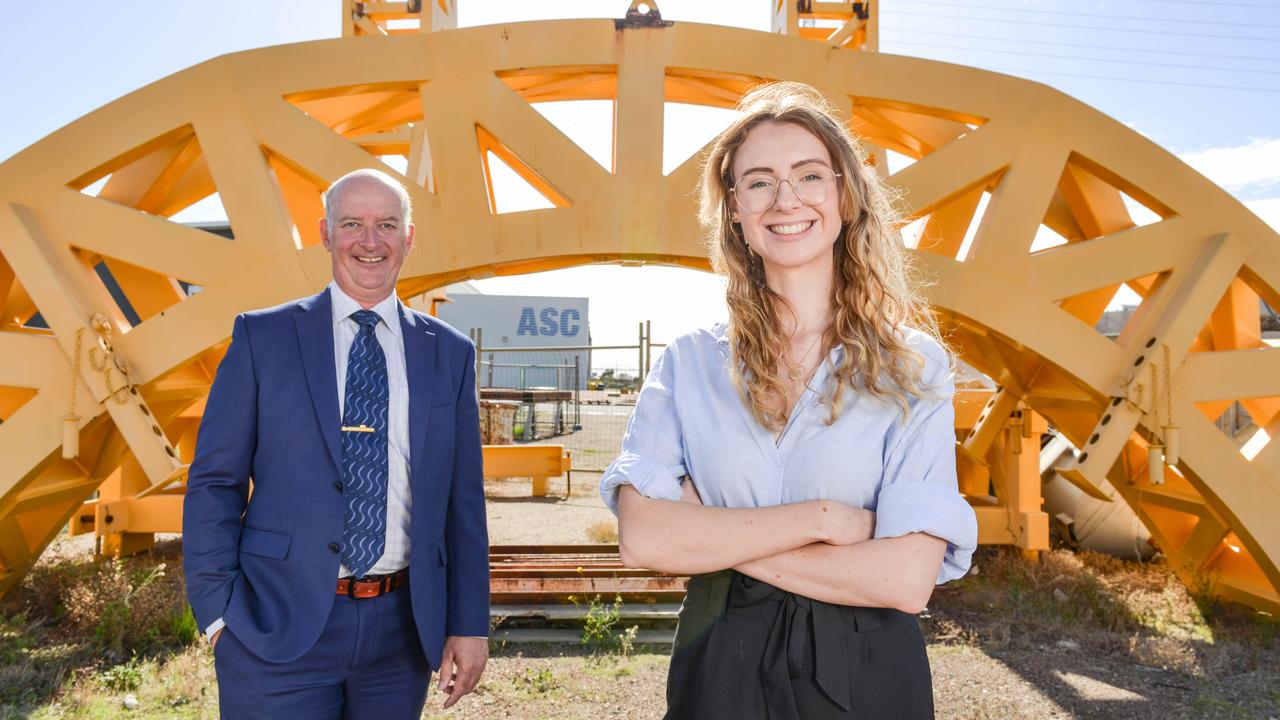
<box><xmin>214</xmin><ymin>583</ymin><xmax>430</xmax><ymax>719</ymax></box>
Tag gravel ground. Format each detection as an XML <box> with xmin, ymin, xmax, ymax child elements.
<box><xmin>432</xmin><ymin>639</ymin><xmax>1280</xmax><ymax>719</ymax></box>
<box><xmin>925</xmin><ymin>642</ymin><xmax>1279</xmax><ymax>719</ymax></box>
<box><xmin>7</xmin><ymin>482</ymin><xmax>1277</xmax><ymax>719</ymax></box>
<box><xmin>476</xmin><ymin>486</ymin><xmax>1280</xmax><ymax>720</ymax></box>
<box><xmin>484</xmin><ymin>475</ymin><xmax>615</xmax><ymax>545</ymax></box>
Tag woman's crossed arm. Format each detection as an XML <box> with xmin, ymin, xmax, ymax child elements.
<box><xmin>618</xmin><ymin>483</ymin><xmax>946</xmax><ymax>614</ymax></box>
<box><xmin>616</xmin><ymin>484</ymin><xmax>872</xmax><ymax>575</ymax></box>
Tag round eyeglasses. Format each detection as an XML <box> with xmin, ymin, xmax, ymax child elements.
<box><xmin>731</xmin><ymin>163</ymin><xmax>841</xmax><ymax>214</ymax></box>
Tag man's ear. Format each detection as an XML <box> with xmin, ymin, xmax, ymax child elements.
<box><xmin>319</xmin><ymin>218</ymin><xmax>333</xmax><ymax>250</ymax></box>
<box><xmin>405</xmin><ymin>223</ymin><xmax>416</xmax><ymax>253</ymax></box>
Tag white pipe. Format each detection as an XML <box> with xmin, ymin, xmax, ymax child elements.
<box><xmin>1041</xmin><ymin>436</ymin><xmax>1154</xmax><ymax>561</ymax></box>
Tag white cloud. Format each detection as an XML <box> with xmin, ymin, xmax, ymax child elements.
<box><xmin>1168</xmin><ymin>139</ymin><xmax>1280</xmax><ymax>233</ymax></box>
<box><xmin>1179</xmin><ymin>138</ymin><xmax>1280</xmax><ymax>191</ymax></box>
<box><xmin>1245</xmin><ymin>197</ymin><xmax>1280</xmax><ymax>233</ymax></box>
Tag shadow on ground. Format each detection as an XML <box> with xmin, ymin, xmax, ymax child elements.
<box><xmin>923</xmin><ymin>547</ymin><xmax>1280</xmax><ymax>719</ymax></box>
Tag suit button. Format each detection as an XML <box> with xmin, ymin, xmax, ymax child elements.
<box><xmin>334</xmin><ymin>481</ymin><xmax>343</xmax><ymax>492</ymax></box>
<box><xmin>328</xmin><ymin>543</ymin><xmax>340</xmax><ymax>554</ymax></box>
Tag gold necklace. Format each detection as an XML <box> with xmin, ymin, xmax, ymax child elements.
<box><xmin>784</xmin><ymin>331</ymin><xmax>824</xmax><ymax>381</ymax></box>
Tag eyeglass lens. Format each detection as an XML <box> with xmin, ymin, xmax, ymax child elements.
<box><xmin>734</xmin><ymin>165</ymin><xmax>837</xmax><ymax>213</ymax></box>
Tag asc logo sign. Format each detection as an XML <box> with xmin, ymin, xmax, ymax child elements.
<box><xmin>517</xmin><ymin>307</ymin><xmax>582</xmax><ymax>337</ymax></box>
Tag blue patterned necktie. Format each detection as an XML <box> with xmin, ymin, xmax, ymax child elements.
<box><xmin>341</xmin><ymin>309</ymin><xmax>389</xmax><ymax>578</ymax></box>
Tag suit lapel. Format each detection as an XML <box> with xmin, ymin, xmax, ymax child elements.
<box><xmin>295</xmin><ymin>289</ymin><xmax>343</xmax><ymax>472</ymax></box>
<box><xmin>400</xmin><ymin>305</ymin><xmax>437</xmax><ymax>485</ymax></box>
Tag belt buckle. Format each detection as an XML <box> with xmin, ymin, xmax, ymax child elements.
<box><xmin>343</xmin><ymin>570</ymin><xmax>402</xmax><ymax>600</ymax></box>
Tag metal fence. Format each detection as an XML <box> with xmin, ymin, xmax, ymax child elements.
<box><xmin>469</xmin><ymin>323</ymin><xmax>664</xmax><ymax>472</ymax></box>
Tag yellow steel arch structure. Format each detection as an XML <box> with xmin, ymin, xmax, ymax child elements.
<box><xmin>1</xmin><ymin>15</ymin><xmax>1278</xmax><ymax>613</ymax></box>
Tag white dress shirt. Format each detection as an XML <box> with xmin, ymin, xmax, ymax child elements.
<box><xmin>329</xmin><ymin>281</ymin><xmax>413</xmax><ymax>578</ymax></box>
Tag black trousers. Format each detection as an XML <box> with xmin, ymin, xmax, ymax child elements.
<box><xmin>665</xmin><ymin>571</ymin><xmax>934</xmax><ymax>720</ymax></box>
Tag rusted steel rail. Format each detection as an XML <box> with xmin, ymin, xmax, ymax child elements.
<box><xmin>489</xmin><ymin>544</ymin><xmax>688</xmax><ymax>605</ymax></box>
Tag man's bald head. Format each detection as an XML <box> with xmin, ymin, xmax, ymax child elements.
<box><xmin>319</xmin><ymin>169</ymin><xmax>416</xmax><ymax>308</ymax></box>
<box><xmin>323</xmin><ymin>169</ymin><xmax>412</xmax><ymax>229</ymax></box>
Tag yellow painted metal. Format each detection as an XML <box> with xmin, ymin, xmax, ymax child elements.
<box><xmin>344</xmin><ymin>0</ymin><xmax>456</xmax><ymax>36</ymax></box>
<box><xmin>98</xmin><ymin>494</ymin><xmax>185</xmax><ymax>536</ymax></box>
<box><xmin>68</xmin><ymin>444</ymin><xmax>573</xmax><ymax>530</ymax></box>
<box><xmin>0</xmin><ymin>10</ymin><xmax>1277</xmax><ymax>614</ymax></box>
<box><xmin>773</xmin><ymin>0</ymin><xmax>876</xmax><ymax>51</ymax></box>
<box><xmin>482</xmin><ymin>445</ymin><xmax>572</xmax><ymax>498</ymax></box>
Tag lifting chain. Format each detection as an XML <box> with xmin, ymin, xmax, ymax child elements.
<box><xmin>68</xmin><ymin>327</ymin><xmax>83</xmax><ymax>416</ymax></box>
<box><xmin>61</xmin><ymin>327</ymin><xmax>85</xmax><ymax>459</ymax></box>
<box><xmin>1116</xmin><ymin>342</ymin><xmax>1180</xmax><ymax>484</ymax></box>
<box><xmin>86</xmin><ymin>314</ymin><xmax>135</xmax><ymax>404</ymax></box>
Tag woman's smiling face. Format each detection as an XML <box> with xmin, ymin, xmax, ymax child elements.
<box><xmin>730</xmin><ymin>121</ymin><xmax>844</xmax><ymax>281</ymax></box>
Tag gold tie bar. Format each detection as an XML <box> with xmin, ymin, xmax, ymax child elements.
<box><xmin>340</xmin><ymin>425</ymin><xmax>376</xmax><ymax>433</ymax></box>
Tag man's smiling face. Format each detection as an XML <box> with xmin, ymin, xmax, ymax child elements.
<box><xmin>320</xmin><ymin>175</ymin><xmax>415</xmax><ymax>308</ymax></box>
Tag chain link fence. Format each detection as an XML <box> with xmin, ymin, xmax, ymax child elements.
<box><xmin>472</xmin><ymin>325</ymin><xmax>664</xmax><ymax>473</ymax></box>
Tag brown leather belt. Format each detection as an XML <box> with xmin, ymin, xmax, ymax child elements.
<box><xmin>336</xmin><ymin>567</ymin><xmax>409</xmax><ymax>599</ymax></box>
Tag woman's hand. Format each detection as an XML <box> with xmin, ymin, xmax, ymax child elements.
<box><xmin>813</xmin><ymin>500</ymin><xmax>876</xmax><ymax>546</ymax></box>
<box><xmin>672</xmin><ymin>482</ymin><xmax>870</xmax><ymax>545</ymax></box>
<box><xmin>617</xmin><ymin>485</ymin><xmax>846</xmax><ymax>574</ymax></box>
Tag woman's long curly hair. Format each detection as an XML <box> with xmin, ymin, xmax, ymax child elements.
<box><xmin>700</xmin><ymin>81</ymin><xmax>947</xmax><ymax>431</ymax></box>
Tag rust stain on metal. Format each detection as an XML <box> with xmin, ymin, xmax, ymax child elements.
<box><xmin>489</xmin><ymin>544</ymin><xmax>688</xmax><ymax>604</ymax></box>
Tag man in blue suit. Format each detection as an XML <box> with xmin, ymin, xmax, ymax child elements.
<box><xmin>183</xmin><ymin>168</ymin><xmax>489</xmax><ymax>718</ymax></box>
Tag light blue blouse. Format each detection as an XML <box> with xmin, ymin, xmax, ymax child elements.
<box><xmin>600</xmin><ymin>322</ymin><xmax>977</xmax><ymax>584</ymax></box>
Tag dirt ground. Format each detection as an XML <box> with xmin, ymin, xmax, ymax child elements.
<box><xmin>425</xmin><ymin>638</ymin><xmax>1279</xmax><ymax>720</ymax></box>
<box><xmin>484</xmin><ymin>475</ymin><xmax>615</xmax><ymax>545</ymax></box>
<box><xmin>479</xmin><ymin>481</ymin><xmax>1280</xmax><ymax>719</ymax></box>
<box><xmin>4</xmin><ymin>484</ymin><xmax>1279</xmax><ymax>719</ymax></box>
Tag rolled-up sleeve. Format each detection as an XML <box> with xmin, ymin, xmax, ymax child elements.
<box><xmin>600</xmin><ymin>344</ymin><xmax>688</xmax><ymax>515</ymax></box>
<box><xmin>873</xmin><ymin>339</ymin><xmax>977</xmax><ymax>584</ymax></box>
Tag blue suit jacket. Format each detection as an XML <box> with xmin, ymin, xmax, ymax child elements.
<box><xmin>183</xmin><ymin>288</ymin><xmax>490</xmax><ymax>667</ymax></box>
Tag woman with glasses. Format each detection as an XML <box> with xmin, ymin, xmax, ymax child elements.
<box><xmin>600</xmin><ymin>81</ymin><xmax>977</xmax><ymax>719</ymax></box>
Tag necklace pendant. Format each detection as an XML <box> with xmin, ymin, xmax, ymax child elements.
<box><xmin>788</xmin><ymin>367</ymin><xmax>803</xmax><ymax>381</ymax></box>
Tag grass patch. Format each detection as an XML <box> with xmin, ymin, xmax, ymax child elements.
<box><xmin>1190</xmin><ymin>694</ymin><xmax>1253</xmax><ymax>719</ymax></box>
<box><xmin>928</xmin><ymin>547</ymin><xmax>1280</xmax><ymax>672</ymax></box>
<box><xmin>584</xmin><ymin>520</ymin><xmax>618</xmax><ymax>544</ymax></box>
<box><xmin>0</xmin><ymin>538</ymin><xmax>201</xmax><ymax>716</ymax></box>
<box><xmin>23</xmin><ymin>644</ymin><xmax>217</xmax><ymax>719</ymax></box>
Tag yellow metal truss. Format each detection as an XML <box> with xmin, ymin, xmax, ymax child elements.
<box><xmin>344</xmin><ymin>0</ymin><xmax>457</xmax><ymax>36</ymax></box>
<box><xmin>0</xmin><ymin>7</ymin><xmax>1278</xmax><ymax>615</ymax></box>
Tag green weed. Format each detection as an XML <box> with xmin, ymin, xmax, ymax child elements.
<box><xmin>170</xmin><ymin>606</ymin><xmax>199</xmax><ymax>646</ymax></box>
<box><xmin>511</xmin><ymin>666</ymin><xmax>560</xmax><ymax>696</ymax></box>
<box><xmin>97</xmin><ymin>657</ymin><xmax>145</xmax><ymax>692</ymax></box>
<box><xmin>569</xmin><ymin>593</ymin><xmax>639</xmax><ymax>660</ymax></box>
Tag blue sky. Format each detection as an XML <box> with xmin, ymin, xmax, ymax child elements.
<box><xmin>2</xmin><ymin>0</ymin><xmax>1277</xmax><ymax>344</ymax></box>
<box><xmin>883</xmin><ymin>0</ymin><xmax>1280</xmax><ymax>154</ymax></box>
